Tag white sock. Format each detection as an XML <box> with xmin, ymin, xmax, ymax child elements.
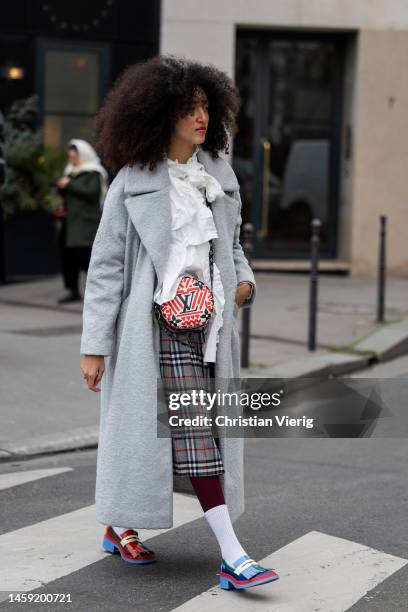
<box><xmin>204</xmin><ymin>504</ymin><xmax>247</xmax><ymax>566</ymax></box>
<box><xmin>112</xmin><ymin>526</ymin><xmax>130</xmax><ymax>537</ymax></box>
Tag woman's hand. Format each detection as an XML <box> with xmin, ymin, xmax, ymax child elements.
<box><xmin>235</xmin><ymin>281</ymin><xmax>253</xmax><ymax>306</ymax></box>
<box><xmin>81</xmin><ymin>355</ymin><xmax>105</xmax><ymax>392</ymax></box>
<box><xmin>56</xmin><ymin>176</ymin><xmax>70</xmax><ymax>189</ymax></box>
<box><xmin>53</xmin><ymin>202</ymin><xmax>66</xmax><ymax>219</ymax></box>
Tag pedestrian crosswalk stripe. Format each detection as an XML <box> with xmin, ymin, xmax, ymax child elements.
<box><xmin>170</xmin><ymin>530</ymin><xmax>408</xmax><ymax>611</ymax></box>
<box><xmin>0</xmin><ymin>492</ymin><xmax>202</xmax><ymax>600</ymax></box>
<box><xmin>0</xmin><ymin>468</ymin><xmax>73</xmax><ymax>491</ymax></box>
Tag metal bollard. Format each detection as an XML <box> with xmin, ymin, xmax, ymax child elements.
<box><xmin>241</xmin><ymin>222</ymin><xmax>254</xmax><ymax>368</ymax></box>
<box><xmin>377</xmin><ymin>215</ymin><xmax>387</xmax><ymax>323</ymax></box>
<box><xmin>308</xmin><ymin>218</ymin><xmax>321</xmax><ymax>351</ymax></box>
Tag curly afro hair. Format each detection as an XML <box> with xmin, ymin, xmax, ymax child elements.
<box><xmin>94</xmin><ymin>54</ymin><xmax>242</xmax><ymax>174</ymax></box>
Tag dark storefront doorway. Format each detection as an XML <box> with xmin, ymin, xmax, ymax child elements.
<box><xmin>234</xmin><ymin>30</ymin><xmax>345</xmax><ymax>259</ymax></box>
<box><xmin>36</xmin><ymin>38</ymin><xmax>109</xmax><ymax>149</ymax></box>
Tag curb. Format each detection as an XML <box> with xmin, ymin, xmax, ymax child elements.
<box><xmin>0</xmin><ymin>350</ymin><xmax>373</xmax><ymax>464</ymax></box>
<box><xmin>0</xmin><ymin>426</ymin><xmax>99</xmax><ymax>463</ymax></box>
<box><xmin>352</xmin><ymin>320</ymin><xmax>408</xmax><ymax>362</ymax></box>
<box><xmin>244</xmin><ymin>315</ymin><xmax>408</xmax><ymax>380</ymax></box>
<box><xmin>241</xmin><ymin>351</ymin><xmax>372</xmax><ymax>395</ymax></box>
<box><xmin>1</xmin><ymin>317</ymin><xmax>407</xmax><ymax>464</ymax></box>
<box><xmin>243</xmin><ymin>351</ymin><xmax>371</xmax><ymax>379</ymax></box>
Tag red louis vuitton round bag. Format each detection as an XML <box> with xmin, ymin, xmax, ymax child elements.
<box><xmin>153</xmin><ymin>197</ymin><xmax>215</xmax><ymax>333</ymax></box>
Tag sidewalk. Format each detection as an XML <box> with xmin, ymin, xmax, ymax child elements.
<box><xmin>0</xmin><ymin>272</ymin><xmax>407</xmax><ymax>460</ymax></box>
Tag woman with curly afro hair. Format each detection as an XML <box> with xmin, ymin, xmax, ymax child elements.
<box><xmin>80</xmin><ymin>54</ymin><xmax>279</xmax><ymax>590</ymax></box>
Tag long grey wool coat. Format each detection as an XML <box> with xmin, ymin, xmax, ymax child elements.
<box><xmin>80</xmin><ymin>144</ymin><xmax>257</xmax><ymax>528</ymax></box>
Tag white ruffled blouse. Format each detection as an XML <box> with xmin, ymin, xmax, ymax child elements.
<box><xmin>153</xmin><ymin>145</ymin><xmax>225</xmax><ymax>363</ymax></box>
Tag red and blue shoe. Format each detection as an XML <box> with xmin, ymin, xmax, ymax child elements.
<box><xmin>219</xmin><ymin>554</ymin><xmax>279</xmax><ymax>590</ymax></box>
<box><xmin>102</xmin><ymin>526</ymin><xmax>156</xmax><ymax>564</ymax></box>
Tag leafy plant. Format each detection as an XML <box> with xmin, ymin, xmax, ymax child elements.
<box><xmin>0</xmin><ymin>95</ymin><xmax>66</xmax><ymax>219</ymax></box>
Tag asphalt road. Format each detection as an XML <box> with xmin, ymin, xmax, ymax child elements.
<box><xmin>0</xmin><ymin>356</ymin><xmax>407</xmax><ymax>611</ymax></box>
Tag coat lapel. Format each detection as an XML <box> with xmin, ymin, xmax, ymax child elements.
<box><xmin>123</xmin><ymin>145</ymin><xmax>240</xmax><ymax>284</ymax></box>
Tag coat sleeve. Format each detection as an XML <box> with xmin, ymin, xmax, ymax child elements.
<box><xmin>65</xmin><ymin>172</ymin><xmax>101</xmax><ymax>202</ymax></box>
<box><xmin>232</xmin><ymin>188</ymin><xmax>256</xmax><ymax>309</ymax></box>
<box><xmin>80</xmin><ymin>167</ymin><xmax>128</xmax><ymax>356</ymax></box>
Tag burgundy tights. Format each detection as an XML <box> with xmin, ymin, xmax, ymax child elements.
<box><xmin>189</xmin><ymin>475</ymin><xmax>225</xmax><ymax>512</ymax></box>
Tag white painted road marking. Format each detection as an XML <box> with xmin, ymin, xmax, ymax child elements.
<box><xmin>171</xmin><ymin>530</ymin><xmax>408</xmax><ymax>611</ymax></box>
<box><xmin>0</xmin><ymin>468</ymin><xmax>73</xmax><ymax>491</ymax></box>
<box><xmin>1</xmin><ymin>471</ymin><xmax>406</xmax><ymax>612</ymax></box>
<box><xmin>0</xmin><ymin>492</ymin><xmax>202</xmax><ymax>600</ymax></box>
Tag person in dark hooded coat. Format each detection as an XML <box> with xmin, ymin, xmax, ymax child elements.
<box><xmin>56</xmin><ymin>138</ymin><xmax>108</xmax><ymax>303</ymax></box>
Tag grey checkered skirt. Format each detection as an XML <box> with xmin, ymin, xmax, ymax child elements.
<box><xmin>158</xmin><ymin>320</ymin><xmax>225</xmax><ymax>477</ymax></box>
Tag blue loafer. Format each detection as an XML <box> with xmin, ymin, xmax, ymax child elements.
<box><xmin>219</xmin><ymin>554</ymin><xmax>279</xmax><ymax>590</ymax></box>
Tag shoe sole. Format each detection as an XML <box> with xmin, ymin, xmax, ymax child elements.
<box><xmin>102</xmin><ymin>536</ymin><xmax>157</xmax><ymax>564</ymax></box>
<box><xmin>219</xmin><ymin>571</ymin><xmax>279</xmax><ymax>590</ymax></box>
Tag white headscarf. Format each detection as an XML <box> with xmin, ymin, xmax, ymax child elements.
<box><xmin>63</xmin><ymin>138</ymin><xmax>109</xmax><ymax>209</ymax></box>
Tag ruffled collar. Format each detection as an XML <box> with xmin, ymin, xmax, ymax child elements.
<box><xmin>166</xmin><ymin>145</ymin><xmax>224</xmax><ymax>202</ymax></box>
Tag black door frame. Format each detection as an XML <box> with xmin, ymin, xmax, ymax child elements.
<box><xmin>237</xmin><ymin>28</ymin><xmax>345</xmax><ymax>259</ymax></box>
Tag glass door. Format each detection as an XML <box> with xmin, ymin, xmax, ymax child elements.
<box><xmin>36</xmin><ymin>38</ymin><xmax>109</xmax><ymax>150</ymax></box>
<box><xmin>234</xmin><ymin>31</ymin><xmax>344</xmax><ymax>258</ymax></box>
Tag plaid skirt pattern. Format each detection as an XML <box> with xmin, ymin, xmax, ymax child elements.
<box><xmin>157</xmin><ymin>317</ymin><xmax>225</xmax><ymax>477</ymax></box>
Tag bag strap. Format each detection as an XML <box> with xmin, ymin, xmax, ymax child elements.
<box><xmin>204</xmin><ymin>195</ymin><xmax>214</xmax><ymax>293</ymax></box>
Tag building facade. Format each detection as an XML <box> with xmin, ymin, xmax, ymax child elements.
<box><xmin>161</xmin><ymin>1</ymin><xmax>408</xmax><ymax>276</ymax></box>
<box><xmin>1</xmin><ymin>1</ymin><xmax>407</xmax><ymax>277</ymax></box>
<box><xmin>0</xmin><ymin>1</ymin><xmax>160</xmax><ymax>150</ymax></box>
